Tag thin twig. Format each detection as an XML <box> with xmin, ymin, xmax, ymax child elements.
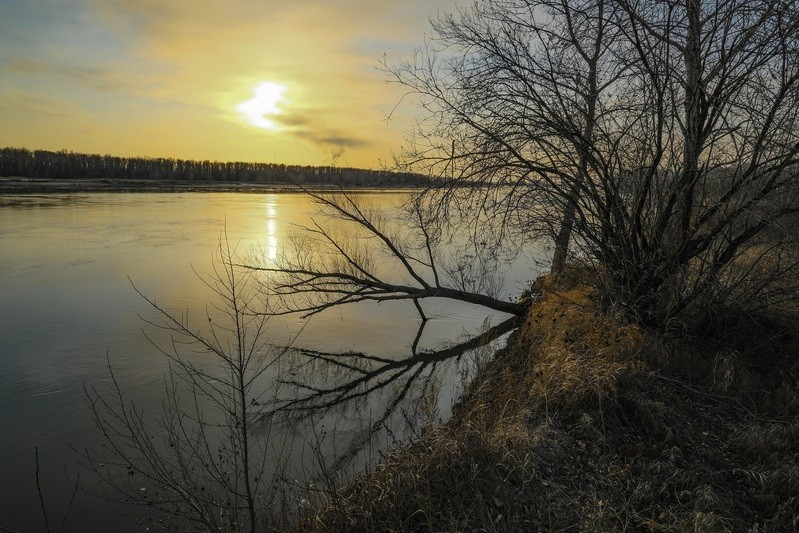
<box><xmin>35</xmin><ymin>447</ymin><xmax>52</xmax><ymax>533</ymax></box>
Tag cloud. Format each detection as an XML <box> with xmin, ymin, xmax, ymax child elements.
<box><xmin>83</xmin><ymin>0</ymin><xmax>457</xmax><ymax>91</ymax></box>
<box><xmin>4</xmin><ymin>57</ymin><xmax>138</xmax><ymax>93</ymax></box>
<box><xmin>81</xmin><ymin>0</ymin><xmax>461</xmax><ymax>122</ymax></box>
<box><xmin>296</xmin><ymin>131</ymin><xmax>373</xmax><ymax>150</ymax></box>
<box><xmin>0</xmin><ymin>90</ymin><xmax>89</xmax><ymax>119</ymax></box>
<box><xmin>88</xmin><ymin>0</ymin><xmax>454</xmax><ymax>44</ymax></box>
<box><xmin>271</xmin><ymin>108</ymin><xmax>373</xmax><ymax>150</ymax></box>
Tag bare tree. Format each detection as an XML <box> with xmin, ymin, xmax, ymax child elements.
<box><xmin>584</xmin><ymin>0</ymin><xmax>799</xmax><ymax>328</ymax></box>
<box><xmin>242</xmin><ymin>0</ymin><xmax>799</xmax><ymax>425</ymax></box>
<box><xmin>386</xmin><ymin>0</ymin><xmax>631</xmax><ymax>274</ymax></box>
<box><xmin>252</xmin><ymin>191</ymin><xmax>525</xmax><ymax>320</ymax></box>
<box><xmin>80</xmin><ymin>235</ymin><xmax>293</xmax><ymax>532</ymax></box>
<box><xmin>243</xmin><ymin>189</ymin><xmax>526</xmax><ymax>412</ymax></box>
<box><xmin>386</xmin><ymin>0</ymin><xmax>799</xmax><ymax>331</ymax></box>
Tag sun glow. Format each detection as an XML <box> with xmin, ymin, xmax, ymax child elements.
<box><xmin>237</xmin><ymin>81</ymin><xmax>287</xmax><ymax>130</ymax></box>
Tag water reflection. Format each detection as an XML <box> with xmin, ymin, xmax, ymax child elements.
<box><xmin>0</xmin><ymin>192</ymin><xmax>539</xmax><ymax>532</ymax></box>
<box><xmin>264</xmin><ymin>195</ymin><xmax>278</xmax><ymax>261</ymax></box>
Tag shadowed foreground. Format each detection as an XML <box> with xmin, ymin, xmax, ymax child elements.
<box><xmin>298</xmin><ymin>272</ymin><xmax>799</xmax><ymax>532</ymax></box>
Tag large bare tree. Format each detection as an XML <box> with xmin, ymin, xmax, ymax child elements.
<box><xmin>388</xmin><ymin>0</ymin><xmax>631</xmax><ymax>273</ymax></box>
<box><xmin>386</xmin><ymin>0</ymin><xmax>799</xmax><ymax>329</ymax></box>
<box><xmin>249</xmin><ymin>0</ymin><xmax>799</xmax><ymax>413</ymax></box>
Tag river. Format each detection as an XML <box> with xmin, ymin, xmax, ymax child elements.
<box><xmin>0</xmin><ymin>191</ymin><xmax>540</xmax><ymax>531</ymax></box>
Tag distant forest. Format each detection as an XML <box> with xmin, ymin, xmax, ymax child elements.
<box><xmin>0</xmin><ymin>147</ymin><xmax>430</xmax><ymax>187</ymax></box>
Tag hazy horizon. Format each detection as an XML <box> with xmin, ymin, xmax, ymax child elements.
<box><xmin>0</xmin><ymin>0</ymin><xmax>457</xmax><ymax>169</ymax></box>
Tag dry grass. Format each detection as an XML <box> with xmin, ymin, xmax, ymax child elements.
<box><xmin>295</xmin><ymin>273</ymin><xmax>799</xmax><ymax>532</ymax></box>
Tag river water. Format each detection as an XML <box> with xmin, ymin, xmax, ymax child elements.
<box><xmin>0</xmin><ymin>192</ymin><xmax>540</xmax><ymax>531</ymax></box>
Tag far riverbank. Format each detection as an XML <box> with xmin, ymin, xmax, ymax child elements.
<box><xmin>0</xmin><ymin>176</ymin><xmax>423</xmax><ymax>194</ymax></box>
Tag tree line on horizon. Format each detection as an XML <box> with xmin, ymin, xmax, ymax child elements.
<box><xmin>0</xmin><ymin>147</ymin><xmax>431</xmax><ymax>187</ymax></box>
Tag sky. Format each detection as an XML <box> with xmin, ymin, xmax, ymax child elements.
<box><xmin>0</xmin><ymin>0</ymin><xmax>456</xmax><ymax>168</ymax></box>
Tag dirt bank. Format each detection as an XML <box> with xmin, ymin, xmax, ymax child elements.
<box><xmin>302</xmin><ymin>274</ymin><xmax>799</xmax><ymax>532</ymax></box>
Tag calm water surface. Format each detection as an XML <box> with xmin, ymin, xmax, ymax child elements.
<box><xmin>0</xmin><ymin>192</ymin><xmax>538</xmax><ymax>531</ymax></box>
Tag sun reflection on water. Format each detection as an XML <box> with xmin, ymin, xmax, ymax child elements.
<box><xmin>265</xmin><ymin>197</ymin><xmax>278</xmax><ymax>261</ymax></box>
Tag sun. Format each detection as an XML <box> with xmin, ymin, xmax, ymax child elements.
<box><xmin>237</xmin><ymin>81</ymin><xmax>287</xmax><ymax>130</ymax></box>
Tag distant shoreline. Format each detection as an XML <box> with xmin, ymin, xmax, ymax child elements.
<box><xmin>0</xmin><ymin>176</ymin><xmax>422</xmax><ymax>194</ymax></box>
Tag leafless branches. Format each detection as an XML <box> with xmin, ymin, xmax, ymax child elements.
<box><xmin>82</xmin><ymin>214</ymin><xmax>523</xmax><ymax>530</ymax></box>
<box><xmin>80</xmin><ymin>234</ymin><xmax>292</xmax><ymax>532</ymax></box>
<box><xmin>247</xmin><ymin>190</ymin><xmax>526</xmax><ymax>320</ymax></box>
<box><xmin>241</xmin><ymin>189</ymin><xmax>526</xmax><ymax>420</ymax></box>
<box><xmin>385</xmin><ymin>0</ymin><xmax>799</xmax><ymax>332</ymax></box>
<box><xmin>276</xmin><ymin>316</ymin><xmax>519</xmax><ymax>413</ymax></box>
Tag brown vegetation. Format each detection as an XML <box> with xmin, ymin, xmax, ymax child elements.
<box><xmin>299</xmin><ymin>274</ymin><xmax>799</xmax><ymax>532</ymax></box>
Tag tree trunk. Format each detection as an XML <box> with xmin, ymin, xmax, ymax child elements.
<box><xmin>551</xmin><ymin>204</ymin><xmax>576</xmax><ymax>274</ymax></box>
<box><xmin>551</xmin><ymin>0</ymin><xmax>604</xmax><ymax>275</ymax></box>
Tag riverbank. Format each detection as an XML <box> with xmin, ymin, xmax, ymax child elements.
<box><xmin>300</xmin><ymin>272</ymin><xmax>799</xmax><ymax>531</ymax></box>
<box><xmin>0</xmin><ymin>176</ymin><xmax>421</xmax><ymax>194</ymax></box>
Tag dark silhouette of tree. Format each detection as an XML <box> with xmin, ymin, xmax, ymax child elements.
<box><xmin>0</xmin><ymin>147</ymin><xmax>429</xmax><ymax>188</ymax></box>
<box><xmin>80</xmin><ymin>236</ymin><xmax>293</xmax><ymax>532</ymax></box>
<box><xmin>383</xmin><ymin>0</ymin><xmax>799</xmax><ymax>329</ymax></box>
<box><xmin>387</xmin><ymin>0</ymin><xmax>627</xmax><ymax>275</ymax></box>
<box><xmin>249</xmin><ymin>0</ymin><xmax>799</xmax><ymax>413</ymax></box>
